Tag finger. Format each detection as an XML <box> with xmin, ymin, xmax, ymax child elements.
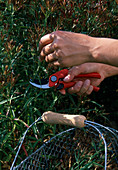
<box><xmin>45</xmin><ymin>51</ymin><xmax>58</xmax><ymax>62</ymax></box>
<box><xmin>53</xmin><ymin>60</ymin><xmax>60</xmax><ymax>66</ymax></box>
<box><xmin>45</xmin><ymin>49</ymin><xmax>63</xmax><ymax>63</ymax></box>
<box><xmin>40</xmin><ymin>43</ymin><xmax>55</xmax><ymax>61</ymax></box>
<box><xmin>63</xmin><ymin>74</ymin><xmax>73</xmax><ymax>82</ymax></box>
<box><xmin>39</xmin><ymin>33</ymin><xmax>55</xmax><ymax>52</ymax></box>
<box><xmin>47</xmin><ymin>60</ymin><xmax>60</xmax><ymax>67</ymax></box>
<box><xmin>68</xmin><ymin>81</ymin><xmax>83</xmax><ymax>94</ymax></box>
<box><xmin>59</xmin><ymin>89</ymin><xmax>66</xmax><ymax>95</ymax></box>
<box><xmin>85</xmin><ymin>85</ymin><xmax>93</xmax><ymax>95</ymax></box>
<box><xmin>64</xmin><ymin>66</ymin><xmax>81</xmax><ymax>82</ymax></box>
<box><xmin>77</xmin><ymin>79</ymin><xmax>91</xmax><ymax>95</ymax></box>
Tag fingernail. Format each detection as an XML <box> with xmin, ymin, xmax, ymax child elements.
<box><xmin>59</xmin><ymin>89</ymin><xmax>66</xmax><ymax>95</ymax></box>
<box><xmin>64</xmin><ymin>75</ymin><xmax>71</xmax><ymax>82</ymax></box>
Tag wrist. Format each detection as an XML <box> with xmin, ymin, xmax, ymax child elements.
<box><xmin>90</xmin><ymin>37</ymin><xmax>118</xmax><ymax>66</ymax></box>
<box><xmin>97</xmin><ymin>63</ymin><xmax>118</xmax><ymax>79</ymax></box>
<box><xmin>89</xmin><ymin>37</ymin><xmax>101</xmax><ymax>63</ymax></box>
<box><xmin>88</xmin><ymin>36</ymin><xmax>99</xmax><ymax>63</ymax></box>
<box><xmin>102</xmin><ymin>64</ymin><xmax>118</xmax><ymax>78</ymax></box>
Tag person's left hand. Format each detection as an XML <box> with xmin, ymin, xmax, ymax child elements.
<box><xmin>39</xmin><ymin>30</ymin><xmax>95</xmax><ymax>67</ymax></box>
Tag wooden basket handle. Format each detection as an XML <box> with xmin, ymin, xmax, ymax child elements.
<box><xmin>42</xmin><ymin>111</ymin><xmax>86</xmax><ymax>128</ymax></box>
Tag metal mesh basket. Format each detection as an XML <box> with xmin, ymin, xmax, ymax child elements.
<box><xmin>13</xmin><ymin>125</ymin><xmax>118</xmax><ymax>170</ymax></box>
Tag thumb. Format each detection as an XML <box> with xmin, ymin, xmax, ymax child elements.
<box><xmin>64</xmin><ymin>66</ymin><xmax>81</xmax><ymax>82</ymax></box>
<box><xmin>63</xmin><ymin>74</ymin><xmax>74</xmax><ymax>82</ymax></box>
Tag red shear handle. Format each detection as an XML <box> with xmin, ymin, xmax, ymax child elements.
<box><xmin>58</xmin><ymin>70</ymin><xmax>101</xmax><ymax>92</ymax></box>
<box><xmin>50</xmin><ymin>69</ymin><xmax>101</xmax><ymax>79</ymax></box>
<box><xmin>50</xmin><ymin>69</ymin><xmax>101</xmax><ymax>92</ymax></box>
<box><xmin>75</xmin><ymin>72</ymin><xmax>101</xmax><ymax>79</ymax></box>
<box><xmin>74</xmin><ymin>72</ymin><xmax>101</xmax><ymax>92</ymax></box>
<box><xmin>54</xmin><ymin>69</ymin><xmax>101</xmax><ymax>79</ymax></box>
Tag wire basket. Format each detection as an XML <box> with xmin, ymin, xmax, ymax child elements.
<box><xmin>12</xmin><ymin>124</ymin><xmax>118</xmax><ymax>170</ymax></box>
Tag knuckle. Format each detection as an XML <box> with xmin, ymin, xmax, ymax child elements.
<box><xmin>56</xmin><ymin>49</ymin><xmax>62</xmax><ymax>56</ymax></box>
<box><xmin>48</xmin><ymin>53</ymin><xmax>55</xmax><ymax>62</ymax></box>
<box><xmin>79</xmin><ymin>83</ymin><xmax>88</xmax><ymax>94</ymax></box>
<box><xmin>53</xmin><ymin>30</ymin><xmax>58</xmax><ymax>35</ymax></box>
<box><xmin>54</xmin><ymin>39</ymin><xmax>61</xmax><ymax>48</ymax></box>
<box><xmin>54</xmin><ymin>30</ymin><xmax>61</xmax><ymax>35</ymax></box>
<box><xmin>69</xmin><ymin>66</ymin><xmax>80</xmax><ymax>76</ymax></box>
<box><xmin>75</xmin><ymin>84</ymin><xmax>81</xmax><ymax>92</ymax></box>
<box><xmin>69</xmin><ymin>82</ymin><xmax>82</xmax><ymax>94</ymax></box>
<box><xmin>52</xmin><ymin>31</ymin><xmax>59</xmax><ymax>38</ymax></box>
<box><xmin>45</xmin><ymin>54</ymin><xmax>50</xmax><ymax>62</ymax></box>
<box><xmin>83</xmin><ymin>80</ymin><xmax>90</xmax><ymax>89</ymax></box>
<box><xmin>68</xmin><ymin>67</ymin><xmax>74</xmax><ymax>74</ymax></box>
<box><xmin>47</xmin><ymin>43</ymin><xmax>51</xmax><ymax>48</ymax></box>
<box><xmin>53</xmin><ymin>42</ymin><xmax>58</xmax><ymax>49</ymax></box>
<box><xmin>82</xmin><ymin>86</ymin><xmax>88</xmax><ymax>92</ymax></box>
<box><xmin>50</xmin><ymin>32</ymin><xmax>55</xmax><ymax>38</ymax></box>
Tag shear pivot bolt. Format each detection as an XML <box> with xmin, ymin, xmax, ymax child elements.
<box><xmin>51</xmin><ymin>76</ymin><xmax>57</xmax><ymax>82</ymax></box>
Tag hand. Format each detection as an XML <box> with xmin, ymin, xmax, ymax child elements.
<box><xmin>60</xmin><ymin>63</ymin><xmax>118</xmax><ymax>96</ymax></box>
<box><xmin>39</xmin><ymin>31</ymin><xmax>95</xmax><ymax>67</ymax></box>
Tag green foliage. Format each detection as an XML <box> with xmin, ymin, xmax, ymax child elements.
<box><xmin>0</xmin><ymin>0</ymin><xmax>118</xmax><ymax>169</ymax></box>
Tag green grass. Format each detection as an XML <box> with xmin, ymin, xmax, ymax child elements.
<box><xmin>0</xmin><ymin>0</ymin><xmax>118</xmax><ymax>169</ymax></box>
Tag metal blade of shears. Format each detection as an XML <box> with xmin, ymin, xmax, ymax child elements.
<box><xmin>29</xmin><ymin>81</ymin><xmax>50</xmax><ymax>89</ymax></box>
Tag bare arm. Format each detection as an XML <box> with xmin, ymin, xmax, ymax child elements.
<box><xmin>90</xmin><ymin>37</ymin><xmax>118</xmax><ymax>67</ymax></box>
<box><xmin>39</xmin><ymin>31</ymin><xmax>118</xmax><ymax>67</ymax></box>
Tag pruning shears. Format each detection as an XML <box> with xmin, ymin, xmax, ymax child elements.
<box><xmin>29</xmin><ymin>69</ymin><xmax>101</xmax><ymax>92</ymax></box>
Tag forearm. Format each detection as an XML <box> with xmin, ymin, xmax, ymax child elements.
<box><xmin>99</xmin><ymin>63</ymin><xmax>118</xmax><ymax>78</ymax></box>
<box><xmin>90</xmin><ymin>37</ymin><xmax>118</xmax><ymax>67</ymax></box>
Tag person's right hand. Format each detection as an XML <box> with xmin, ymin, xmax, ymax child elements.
<box><xmin>60</xmin><ymin>63</ymin><xmax>118</xmax><ymax>96</ymax></box>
